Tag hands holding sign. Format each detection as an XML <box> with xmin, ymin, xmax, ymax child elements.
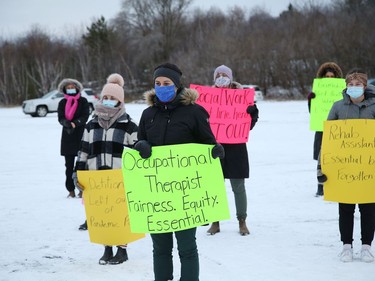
<box><xmin>134</xmin><ymin>140</ymin><xmax>225</xmax><ymax>160</ymax></box>
<box><xmin>123</xmin><ymin>143</ymin><xmax>230</xmax><ymax>234</ymax></box>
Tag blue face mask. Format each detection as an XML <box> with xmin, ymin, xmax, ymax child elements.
<box><xmin>102</xmin><ymin>99</ymin><xmax>118</xmax><ymax>107</ymax></box>
<box><xmin>155</xmin><ymin>85</ymin><xmax>176</xmax><ymax>103</ymax></box>
<box><xmin>346</xmin><ymin>86</ymin><xmax>364</xmax><ymax>99</ymax></box>
<box><xmin>66</xmin><ymin>88</ymin><xmax>77</xmax><ymax>95</ymax></box>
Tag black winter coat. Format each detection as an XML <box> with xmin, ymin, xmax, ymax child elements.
<box><xmin>138</xmin><ymin>88</ymin><xmax>217</xmax><ymax>146</ymax></box>
<box><xmin>58</xmin><ymin>96</ymin><xmax>90</xmax><ymax>155</ymax></box>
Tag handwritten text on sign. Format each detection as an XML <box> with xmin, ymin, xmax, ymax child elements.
<box><xmin>122</xmin><ymin>144</ymin><xmax>230</xmax><ymax>233</ymax></box>
<box><xmin>77</xmin><ymin>169</ymin><xmax>145</xmax><ymax>245</ymax></box>
<box><xmin>191</xmin><ymin>84</ymin><xmax>254</xmax><ymax>143</ymax></box>
<box><xmin>310</xmin><ymin>78</ymin><xmax>346</xmax><ymax>131</ymax></box>
<box><xmin>321</xmin><ymin>119</ymin><xmax>375</xmax><ymax>203</ymax></box>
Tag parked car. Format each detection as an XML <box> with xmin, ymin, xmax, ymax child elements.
<box><xmin>22</xmin><ymin>88</ymin><xmax>99</xmax><ymax>117</ymax></box>
<box><xmin>242</xmin><ymin>84</ymin><xmax>264</xmax><ymax>102</ymax></box>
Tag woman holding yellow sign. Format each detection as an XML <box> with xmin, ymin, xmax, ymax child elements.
<box><xmin>134</xmin><ymin>63</ymin><xmax>224</xmax><ymax>281</ymax></box>
<box><xmin>317</xmin><ymin>69</ymin><xmax>375</xmax><ymax>263</ymax></box>
<box><xmin>73</xmin><ymin>73</ymin><xmax>138</xmax><ymax>265</ymax></box>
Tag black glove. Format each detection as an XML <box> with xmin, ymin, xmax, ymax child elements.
<box><xmin>317</xmin><ymin>165</ymin><xmax>327</xmax><ymax>183</ymax></box>
<box><xmin>62</xmin><ymin>119</ymin><xmax>72</xmax><ymax>128</ymax></box>
<box><xmin>212</xmin><ymin>143</ymin><xmax>225</xmax><ymax>159</ymax></box>
<box><xmin>247</xmin><ymin>104</ymin><xmax>259</xmax><ymax>130</ymax></box>
<box><xmin>72</xmin><ymin>172</ymin><xmax>84</xmax><ymax>192</ymax></box>
<box><xmin>246</xmin><ymin>105</ymin><xmax>258</xmax><ymax>115</ymax></box>
<box><xmin>307</xmin><ymin>92</ymin><xmax>316</xmax><ymax>102</ymax></box>
<box><xmin>134</xmin><ymin>140</ymin><xmax>152</xmax><ymax>159</ymax></box>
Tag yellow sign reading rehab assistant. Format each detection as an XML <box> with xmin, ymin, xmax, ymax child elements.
<box><xmin>122</xmin><ymin>143</ymin><xmax>230</xmax><ymax>233</ymax></box>
<box><xmin>321</xmin><ymin>119</ymin><xmax>375</xmax><ymax>203</ymax></box>
<box><xmin>77</xmin><ymin>169</ymin><xmax>145</xmax><ymax>245</ymax></box>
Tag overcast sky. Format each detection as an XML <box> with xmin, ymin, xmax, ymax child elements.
<box><xmin>0</xmin><ymin>0</ymin><xmax>330</xmax><ymax>38</ymax></box>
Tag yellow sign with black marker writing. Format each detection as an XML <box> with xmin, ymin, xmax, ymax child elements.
<box><xmin>321</xmin><ymin>119</ymin><xmax>375</xmax><ymax>203</ymax></box>
<box><xmin>77</xmin><ymin>169</ymin><xmax>145</xmax><ymax>245</ymax></box>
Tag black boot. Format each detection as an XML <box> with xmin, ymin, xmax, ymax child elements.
<box><xmin>99</xmin><ymin>246</ymin><xmax>113</xmax><ymax>265</ymax></box>
<box><xmin>78</xmin><ymin>220</ymin><xmax>87</xmax><ymax>231</ymax></box>
<box><xmin>108</xmin><ymin>247</ymin><xmax>128</xmax><ymax>264</ymax></box>
<box><xmin>315</xmin><ymin>184</ymin><xmax>324</xmax><ymax>197</ymax></box>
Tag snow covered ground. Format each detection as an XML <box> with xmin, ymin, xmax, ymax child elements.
<box><xmin>1</xmin><ymin>100</ymin><xmax>374</xmax><ymax>281</ymax></box>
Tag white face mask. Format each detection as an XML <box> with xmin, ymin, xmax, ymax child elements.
<box><xmin>346</xmin><ymin>86</ymin><xmax>364</xmax><ymax>99</ymax></box>
<box><xmin>215</xmin><ymin>76</ymin><xmax>231</xmax><ymax>88</ymax></box>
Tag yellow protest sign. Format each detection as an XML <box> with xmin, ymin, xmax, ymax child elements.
<box><xmin>122</xmin><ymin>144</ymin><xmax>230</xmax><ymax>233</ymax></box>
<box><xmin>321</xmin><ymin>119</ymin><xmax>375</xmax><ymax>203</ymax></box>
<box><xmin>77</xmin><ymin>169</ymin><xmax>145</xmax><ymax>245</ymax></box>
<box><xmin>310</xmin><ymin>78</ymin><xmax>346</xmax><ymax>131</ymax></box>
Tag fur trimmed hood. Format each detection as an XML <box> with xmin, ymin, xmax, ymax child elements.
<box><xmin>316</xmin><ymin>62</ymin><xmax>343</xmax><ymax>78</ymax></box>
<box><xmin>144</xmin><ymin>88</ymin><xmax>199</xmax><ymax>106</ymax></box>
<box><xmin>58</xmin><ymin>78</ymin><xmax>83</xmax><ymax>93</ymax></box>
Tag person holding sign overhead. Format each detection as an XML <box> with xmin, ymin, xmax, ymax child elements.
<box><xmin>317</xmin><ymin>69</ymin><xmax>375</xmax><ymax>263</ymax></box>
<box><xmin>307</xmin><ymin>62</ymin><xmax>343</xmax><ymax>196</ymax></box>
<box><xmin>73</xmin><ymin>73</ymin><xmax>138</xmax><ymax>265</ymax></box>
<box><xmin>206</xmin><ymin>65</ymin><xmax>259</xmax><ymax>236</ymax></box>
<box><xmin>134</xmin><ymin>62</ymin><xmax>224</xmax><ymax>281</ymax></box>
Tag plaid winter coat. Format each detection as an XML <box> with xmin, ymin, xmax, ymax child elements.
<box><xmin>75</xmin><ymin>112</ymin><xmax>138</xmax><ymax>171</ymax></box>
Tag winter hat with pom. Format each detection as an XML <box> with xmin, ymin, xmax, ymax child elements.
<box><xmin>101</xmin><ymin>73</ymin><xmax>125</xmax><ymax>103</ymax></box>
<box><xmin>213</xmin><ymin>65</ymin><xmax>233</xmax><ymax>82</ymax></box>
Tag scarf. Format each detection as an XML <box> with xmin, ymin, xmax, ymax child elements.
<box><xmin>95</xmin><ymin>103</ymin><xmax>125</xmax><ymax>130</ymax></box>
<box><xmin>64</xmin><ymin>93</ymin><xmax>80</xmax><ymax>121</ymax></box>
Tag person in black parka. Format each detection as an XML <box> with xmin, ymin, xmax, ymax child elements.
<box><xmin>134</xmin><ymin>63</ymin><xmax>224</xmax><ymax>281</ymax></box>
<box><xmin>57</xmin><ymin>78</ymin><xmax>89</xmax><ymax>198</ymax></box>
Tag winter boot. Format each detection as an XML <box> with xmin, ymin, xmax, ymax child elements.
<box><xmin>67</xmin><ymin>191</ymin><xmax>75</xmax><ymax>198</ymax></box>
<box><xmin>315</xmin><ymin>184</ymin><xmax>324</xmax><ymax>197</ymax></box>
<box><xmin>239</xmin><ymin>219</ymin><xmax>250</xmax><ymax>235</ymax></box>
<box><xmin>78</xmin><ymin>220</ymin><xmax>87</xmax><ymax>231</ymax></box>
<box><xmin>108</xmin><ymin>246</ymin><xmax>128</xmax><ymax>264</ymax></box>
<box><xmin>207</xmin><ymin>221</ymin><xmax>220</xmax><ymax>235</ymax></box>
<box><xmin>99</xmin><ymin>246</ymin><xmax>113</xmax><ymax>265</ymax></box>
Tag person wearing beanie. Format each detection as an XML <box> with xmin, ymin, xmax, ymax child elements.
<box><xmin>207</xmin><ymin>65</ymin><xmax>259</xmax><ymax>236</ymax></box>
<box><xmin>73</xmin><ymin>73</ymin><xmax>138</xmax><ymax>265</ymax></box>
<box><xmin>57</xmin><ymin>78</ymin><xmax>90</xmax><ymax>198</ymax></box>
<box><xmin>307</xmin><ymin>62</ymin><xmax>343</xmax><ymax>196</ymax></box>
<box><xmin>317</xmin><ymin>68</ymin><xmax>375</xmax><ymax>263</ymax></box>
<box><xmin>134</xmin><ymin>62</ymin><xmax>224</xmax><ymax>281</ymax></box>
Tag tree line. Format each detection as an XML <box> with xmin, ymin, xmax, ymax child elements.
<box><xmin>0</xmin><ymin>0</ymin><xmax>374</xmax><ymax>106</ymax></box>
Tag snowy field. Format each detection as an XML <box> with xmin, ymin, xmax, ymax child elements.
<box><xmin>1</xmin><ymin>100</ymin><xmax>374</xmax><ymax>281</ymax></box>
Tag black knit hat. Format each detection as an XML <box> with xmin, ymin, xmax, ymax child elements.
<box><xmin>153</xmin><ymin>63</ymin><xmax>182</xmax><ymax>88</ymax></box>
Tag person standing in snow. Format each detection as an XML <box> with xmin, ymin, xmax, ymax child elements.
<box><xmin>57</xmin><ymin>78</ymin><xmax>90</xmax><ymax>198</ymax></box>
<box><xmin>206</xmin><ymin>65</ymin><xmax>259</xmax><ymax>236</ymax></box>
<box><xmin>73</xmin><ymin>73</ymin><xmax>138</xmax><ymax>265</ymax></box>
<box><xmin>317</xmin><ymin>69</ymin><xmax>375</xmax><ymax>263</ymax></box>
<box><xmin>307</xmin><ymin>62</ymin><xmax>343</xmax><ymax>196</ymax></box>
<box><xmin>134</xmin><ymin>62</ymin><xmax>224</xmax><ymax>281</ymax></box>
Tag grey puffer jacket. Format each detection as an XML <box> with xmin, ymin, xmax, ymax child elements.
<box><xmin>327</xmin><ymin>88</ymin><xmax>375</xmax><ymax>120</ymax></box>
